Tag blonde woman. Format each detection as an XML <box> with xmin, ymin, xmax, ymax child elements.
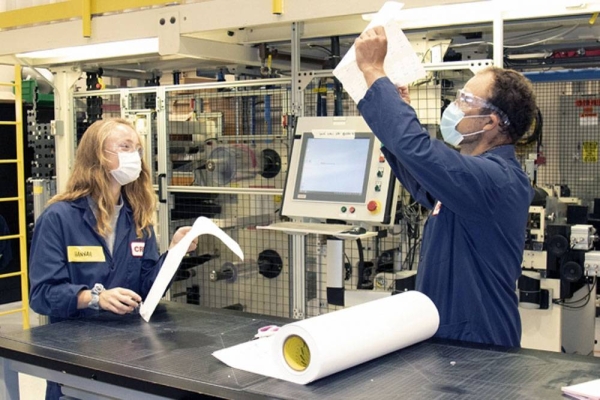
<box><xmin>30</xmin><ymin>118</ymin><xmax>197</xmax><ymax>317</ymax></box>
<box><xmin>29</xmin><ymin>118</ymin><xmax>197</xmax><ymax>399</ymax></box>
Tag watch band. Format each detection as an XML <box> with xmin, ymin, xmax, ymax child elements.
<box><xmin>88</xmin><ymin>283</ymin><xmax>105</xmax><ymax>310</ymax></box>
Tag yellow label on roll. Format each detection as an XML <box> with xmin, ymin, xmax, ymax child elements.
<box><xmin>33</xmin><ymin>186</ymin><xmax>43</xmax><ymax>195</ymax></box>
<box><xmin>283</xmin><ymin>335</ymin><xmax>311</xmax><ymax>371</ymax></box>
<box><xmin>67</xmin><ymin>246</ymin><xmax>106</xmax><ymax>262</ymax></box>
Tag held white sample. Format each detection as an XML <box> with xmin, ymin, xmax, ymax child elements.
<box><xmin>139</xmin><ymin>216</ymin><xmax>244</xmax><ymax>322</ymax></box>
<box><xmin>213</xmin><ymin>290</ymin><xmax>439</xmax><ymax>384</ymax></box>
<box><xmin>333</xmin><ymin>1</ymin><xmax>427</xmax><ymax>104</ymax></box>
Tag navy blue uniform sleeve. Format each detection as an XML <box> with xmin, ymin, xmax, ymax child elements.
<box><xmin>29</xmin><ymin>210</ymin><xmax>86</xmax><ymax>318</ymax></box>
<box><xmin>359</xmin><ymin>77</ymin><xmax>513</xmax><ymax>220</ymax></box>
<box><xmin>381</xmin><ymin>146</ymin><xmax>436</xmax><ymax>209</ymax></box>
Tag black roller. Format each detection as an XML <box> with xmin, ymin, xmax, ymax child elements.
<box><xmin>258</xmin><ymin>249</ymin><xmax>283</xmax><ymax>279</ymax></box>
<box><xmin>260</xmin><ymin>148</ymin><xmax>281</xmax><ymax>179</ymax></box>
<box><xmin>561</xmin><ymin>261</ymin><xmax>583</xmax><ymax>283</ymax></box>
<box><xmin>547</xmin><ymin>235</ymin><xmax>569</xmax><ymax>257</ymax></box>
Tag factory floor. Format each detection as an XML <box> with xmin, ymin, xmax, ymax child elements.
<box><xmin>0</xmin><ymin>301</ymin><xmax>599</xmax><ymax>399</ymax></box>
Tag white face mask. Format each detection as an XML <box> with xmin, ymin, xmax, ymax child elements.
<box><xmin>440</xmin><ymin>102</ymin><xmax>489</xmax><ymax>147</ymax></box>
<box><xmin>110</xmin><ymin>151</ymin><xmax>142</xmax><ymax>186</ymax></box>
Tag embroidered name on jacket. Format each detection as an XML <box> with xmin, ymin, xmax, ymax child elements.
<box><xmin>67</xmin><ymin>246</ymin><xmax>106</xmax><ymax>262</ymax></box>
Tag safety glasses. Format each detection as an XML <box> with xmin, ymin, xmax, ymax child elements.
<box><xmin>455</xmin><ymin>89</ymin><xmax>511</xmax><ymax>126</ymax></box>
<box><xmin>105</xmin><ymin>142</ymin><xmax>143</xmax><ymax>157</ymax></box>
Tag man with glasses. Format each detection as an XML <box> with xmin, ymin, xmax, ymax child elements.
<box><xmin>354</xmin><ymin>26</ymin><xmax>537</xmax><ymax>348</ymax></box>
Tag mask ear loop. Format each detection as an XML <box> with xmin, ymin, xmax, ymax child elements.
<box><xmin>456</xmin><ymin>114</ymin><xmax>492</xmax><ymax>139</ymax></box>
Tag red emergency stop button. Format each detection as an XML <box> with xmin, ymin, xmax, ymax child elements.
<box><xmin>367</xmin><ymin>200</ymin><xmax>379</xmax><ymax>213</ymax></box>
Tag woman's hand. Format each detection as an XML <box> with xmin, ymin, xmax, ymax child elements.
<box><xmin>99</xmin><ymin>287</ymin><xmax>141</xmax><ymax>315</ymax></box>
<box><xmin>168</xmin><ymin>226</ymin><xmax>198</xmax><ymax>253</ymax></box>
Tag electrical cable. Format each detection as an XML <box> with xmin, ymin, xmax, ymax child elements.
<box><xmin>344</xmin><ymin>253</ymin><xmax>352</xmax><ymax>280</ymax></box>
<box><xmin>553</xmin><ymin>278</ymin><xmax>597</xmax><ymax>309</ymax></box>
<box><xmin>503</xmin><ymin>25</ymin><xmax>566</xmax><ymax>43</ymax></box>
<box><xmin>307</xmin><ymin>44</ymin><xmax>334</xmax><ymax>56</ymax></box>
<box><xmin>356</xmin><ymin>238</ymin><xmax>366</xmax><ymax>289</ymax></box>
<box><xmin>395</xmin><ymin>188</ymin><xmax>423</xmax><ymax>271</ymax></box>
<box><xmin>450</xmin><ymin>24</ymin><xmax>580</xmax><ymax>50</ymax></box>
<box><xmin>504</xmin><ymin>25</ymin><xmax>580</xmax><ymax>49</ymax></box>
<box><xmin>403</xmin><ymin>238</ymin><xmax>422</xmax><ymax>270</ymax></box>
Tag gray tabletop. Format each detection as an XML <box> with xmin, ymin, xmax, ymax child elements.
<box><xmin>0</xmin><ymin>301</ymin><xmax>598</xmax><ymax>399</ymax></box>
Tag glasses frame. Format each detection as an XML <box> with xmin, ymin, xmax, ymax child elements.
<box><xmin>105</xmin><ymin>142</ymin><xmax>143</xmax><ymax>158</ymax></box>
<box><xmin>455</xmin><ymin>89</ymin><xmax>511</xmax><ymax>126</ymax></box>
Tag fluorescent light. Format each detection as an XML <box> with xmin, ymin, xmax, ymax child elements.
<box><xmin>506</xmin><ymin>52</ymin><xmax>552</xmax><ymax>59</ymax></box>
<box><xmin>16</xmin><ymin>38</ymin><xmax>159</xmax><ymax>64</ymax></box>
<box><xmin>363</xmin><ymin>1</ymin><xmax>600</xmax><ymax>30</ymax></box>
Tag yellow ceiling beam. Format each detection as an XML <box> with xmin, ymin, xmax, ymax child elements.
<box><xmin>83</xmin><ymin>0</ymin><xmax>92</xmax><ymax>37</ymax></box>
<box><xmin>90</xmin><ymin>0</ymin><xmax>181</xmax><ymax>15</ymax></box>
<box><xmin>0</xmin><ymin>1</ymin><xmax>82</xmax><ymax>30</ymax></box>
<box><xmin>0</xmin><ymin>0</ymin><xmax>179</xmax><ymax>36</ymax></box>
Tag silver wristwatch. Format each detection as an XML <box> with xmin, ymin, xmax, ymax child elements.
<box><xmin>88</xmin><ymin>283</ymin><xmax>105</xmax><ymax>310</ymax></box>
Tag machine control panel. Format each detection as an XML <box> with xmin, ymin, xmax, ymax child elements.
<box><xmin>281</xmin><ymin>117</ymin><xmax>397</xmax><ymax>225</ymax></box>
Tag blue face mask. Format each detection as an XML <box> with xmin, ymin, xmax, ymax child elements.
<box><xmin>440</xmin><ymin>102</ymin><xmax>489</xmax><ymax>147</ymax></box>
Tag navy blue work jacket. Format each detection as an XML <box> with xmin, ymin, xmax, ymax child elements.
<box><xmin>358</xmin><ymin>77</ymin><xmax>534</xmax><ymax>348</ymax></box>
<box><xmin>29</xmin><ymin>196</ymin><xmax>166</xmax><ymax>321</ymax></box>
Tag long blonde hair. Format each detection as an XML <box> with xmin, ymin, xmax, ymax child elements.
<box><xmin>49</xmin><ymin>118</ymin><xmax>156</xmax><ymax>238</ymax></box>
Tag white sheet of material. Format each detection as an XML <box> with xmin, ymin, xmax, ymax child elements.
<box><xmin>333</xmin><ymin>1</ymin><xmax>427</xmax><ymax>104</ymax></box>
<box><xmin>562</xmin><ymin>379</ymin><xmax>600</xmax><ymax>400</ymax></box>
<box><xmin>140</xmin><ymin>216</ymin><xmax>244</xmax><ymax>322</ymax></box>
<box><xmin>213</xmin><ymin>290</ymin><xmax>439</xmax><ymax>384</ymax></box>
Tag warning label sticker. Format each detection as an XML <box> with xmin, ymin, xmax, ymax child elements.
<box><xmin>582</xmin><ymin>141</ymin><xmax>598</xmax><ymax>163</ymax></box>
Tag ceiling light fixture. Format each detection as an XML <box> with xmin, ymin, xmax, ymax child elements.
<box><xmin>16</xmin><ymin>38</ymin><xmax>159</xmax><ymax>64</ymax></box>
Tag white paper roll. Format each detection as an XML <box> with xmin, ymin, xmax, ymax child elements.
<box><xmin>213</xmin><ymin>290</ymin><xmax>439</xmax><ymax>384</ymax></box>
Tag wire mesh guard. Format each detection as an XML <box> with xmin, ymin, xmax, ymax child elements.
<box><xmin>164</xmin><ymin>83</ymin><xmax>292</xmax><ymax>316</ymax></box>
<box><xmin>64</xmin><ymin>70</ymin><xmax>600</xmax><ymax>321</ymax></box>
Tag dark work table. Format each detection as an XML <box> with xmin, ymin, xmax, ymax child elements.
<box><xmin>0</xmin><ymin>301</ymin><xmax>599</xmax><ymax>399</ymax></box>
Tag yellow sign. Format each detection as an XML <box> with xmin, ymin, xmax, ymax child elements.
<box><xmin>67</xmin><ymin>246</ymin><xmax>106</xmax><ymax>262</ymax></box>
<box><xmin>33</xmin><ymin>186</ymin><xmax>43</xmax><ymax>195</ymax></box>
<box><xmin>582</xmin><ymin>141</ymin><xmax>598</xmax><ymax>163</ymax></box>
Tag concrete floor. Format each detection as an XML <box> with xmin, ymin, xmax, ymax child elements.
<box><xmin>0</xmin><ymin>301</ymin><xmax>599</xmax><ymax>399</ymax></box>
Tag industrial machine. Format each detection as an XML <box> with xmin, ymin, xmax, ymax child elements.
<box><xmin>519</xmin><ymin>187</ymin><xmax>598</xmax><ymax>355</ymax></box>
<box><xmin>261</xmin><ymin>116</ymin><xmax>400</xmax><ymax>308</ymax></box>
<box><xmin>280</xmin><ymin>116</ymin><xmax>397</xmax><ymax>226</ymax></box>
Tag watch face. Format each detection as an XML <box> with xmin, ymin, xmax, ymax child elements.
<box><xmin>93</xmin><ymin>284</ymin><xmax>104</xmax><ymax>294</ymax></box>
